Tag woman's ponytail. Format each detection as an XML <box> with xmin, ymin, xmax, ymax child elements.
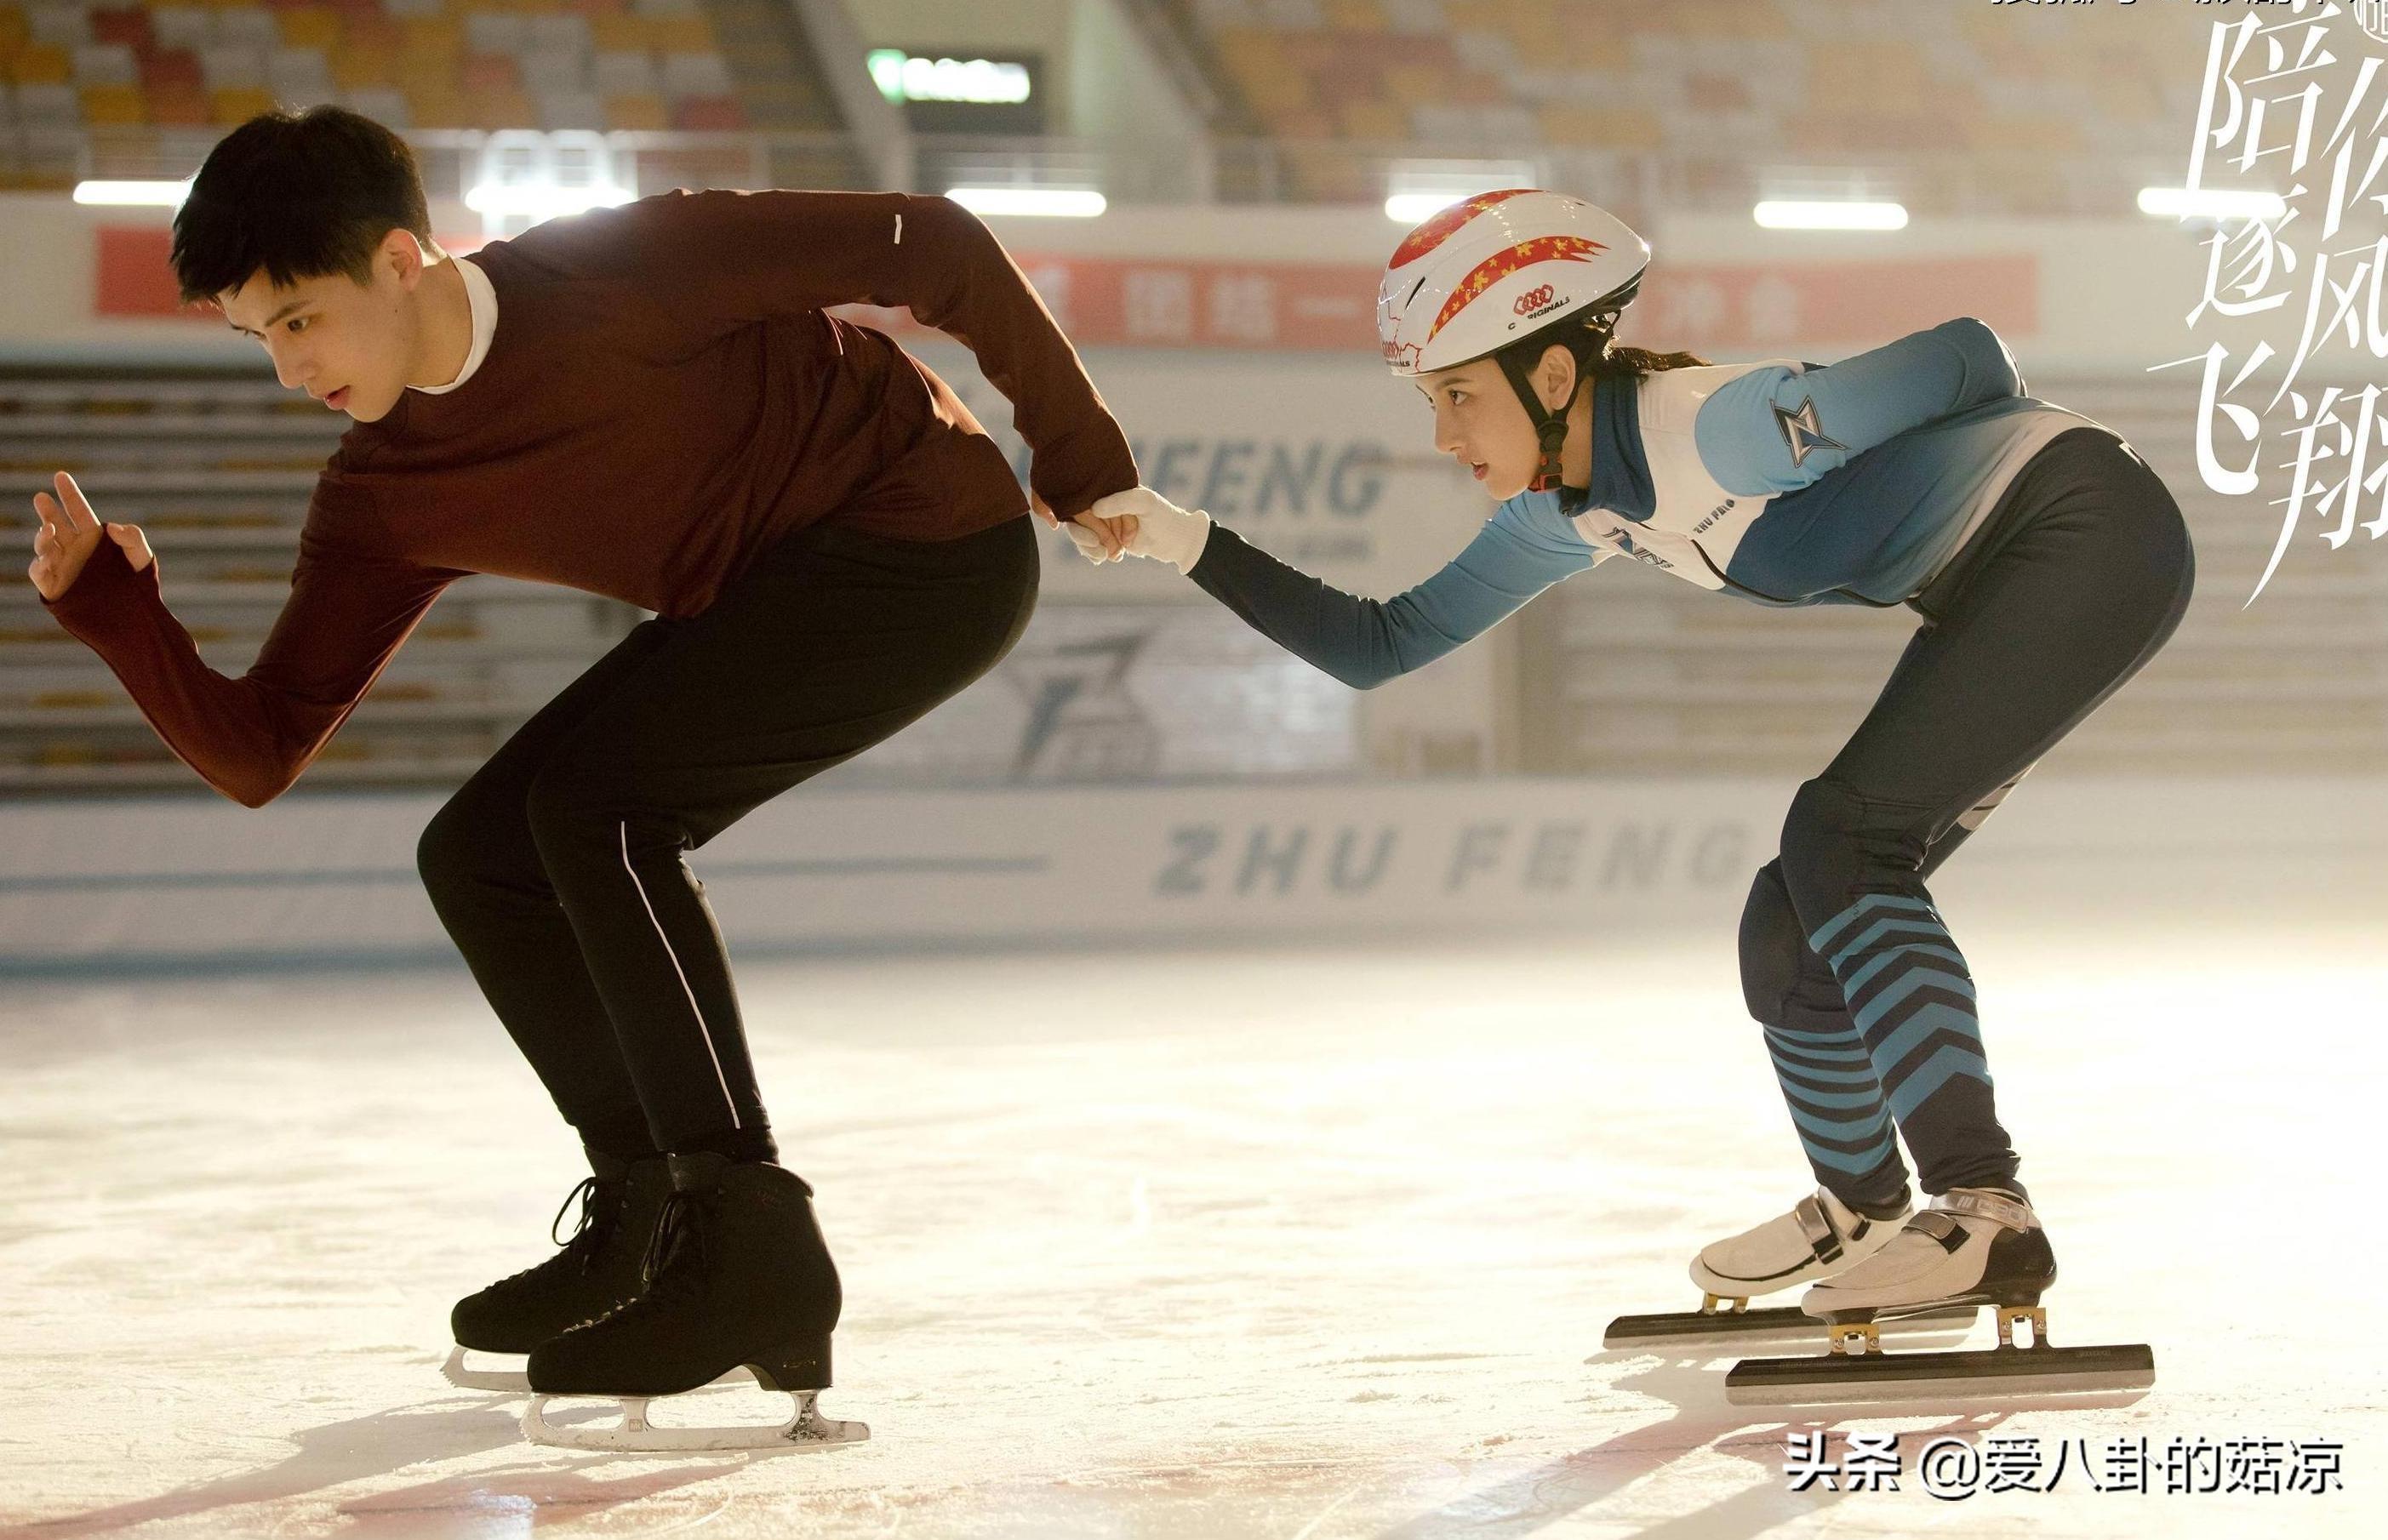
<box><xmin>1585</xmin><ymin>339</ymin><xmax>1712</xmax><ymax>379</ymax></box>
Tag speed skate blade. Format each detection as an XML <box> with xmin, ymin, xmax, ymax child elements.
<box><xmin>1602</xmin><ymin>1303</ymin><xmax>1976</xmax><ymax>1352</ymax></box>
<box><xmin>445</xmin><ymin>1346</ymin><xmax>754</xmax><ymax>1397</ymax></box>
<box><xmin>1725</xmin><ymin>1342</ymin><xmax>2156</xmax><ymax>1406</ymax></box>
<box><xmin>523</xmin><ymin>1389</ymin><xmax>869</xmax><ymax>1452</ymax></box>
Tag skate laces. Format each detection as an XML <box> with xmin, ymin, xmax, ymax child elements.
<box><xmin>546</xmin><ymin>1176</ymin><xmax>626</xmax><ymax>1275</ymax></box>
<box><xmin>640</xmin><ymin>1188</ymin><xmax>713</xmax><ymax>1297</ymax></box>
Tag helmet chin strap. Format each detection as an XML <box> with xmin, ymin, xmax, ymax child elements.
<box><xmin>1494</xmin><ymin>345</ymin><xmax>1578</xmax><ymax>494</ymax></box>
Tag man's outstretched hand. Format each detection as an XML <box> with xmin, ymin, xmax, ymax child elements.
<box><xmin>28</xmin><ymin>471</ymin><xmax>151</xmax><ymax>603</ymax></box>
<box><xmin>1020</xmin><ymin>481</ymin><xmax>1136</xmax><ymax>560</ymax></box>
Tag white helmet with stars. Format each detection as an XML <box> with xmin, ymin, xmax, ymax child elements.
<box><xmin>1377</xmin><ymin>189</ymin><xmax>1650</xmax><ymax>493</ymax></box>
<box><xmin>1376</xmin><ymin>189</ymin><xmax>1650</xmax><ymax>377</ymax></box>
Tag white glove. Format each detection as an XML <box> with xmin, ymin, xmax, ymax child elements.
<box><xmin>1066</xmin><ymin>487</ymin><xmax>1213</xmax><ymax>574</ymax></box>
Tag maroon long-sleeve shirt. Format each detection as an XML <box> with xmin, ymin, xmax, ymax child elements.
<box><xmin>40</xmin><ymin>189</ymin><xmax>1138</xmax><ymax>807</ymax></box>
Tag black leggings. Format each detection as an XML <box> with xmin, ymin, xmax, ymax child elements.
<box><xmin>1738</xmin><ymin>428</ymin><xmax>2196</xmax><ymax>1208</ymax></box>
<box><xmin>417</xmin><ymin>515</ymin><xmax>1039</xmax><ymax>1155</ymax></box>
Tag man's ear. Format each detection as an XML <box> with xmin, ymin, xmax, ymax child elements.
<box><xmin>381</xmin><ymin>228</ymin><xmax>427</xmax><ymax>289</ymax></box>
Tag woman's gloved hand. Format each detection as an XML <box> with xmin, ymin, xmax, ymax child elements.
<box><xmin>1066</xmin><ymin>487</ymin><xmax>1214</xmax><ymax>574</ymax></box>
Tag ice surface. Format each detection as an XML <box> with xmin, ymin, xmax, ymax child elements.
<box><xmin>3</xmin><ymin>916</ymin><xmax>2381</xmax><ymax>1537</ymax></box>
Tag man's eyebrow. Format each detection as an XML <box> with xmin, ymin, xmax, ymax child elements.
<box><xmin>226</xmin><ymin>299</ymin><xmax>309</xmax><ymax>336</ymax></box>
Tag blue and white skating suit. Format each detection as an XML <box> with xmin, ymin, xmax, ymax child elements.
<box><xmin>1185</xmin><ymin>317</ymin><xmax>2128</xmax><ymax>688</ymax></box>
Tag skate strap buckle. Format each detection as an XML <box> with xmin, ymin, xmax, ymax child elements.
<box><xmin>1792</xmin><ymin>1194</ymin><xmax>1843</xmax><ymax>1263</ymax></box>
<box><xmin>1925</xmin><ymin>1189</ymin><xmax>2033</xmax><ymax>1231</ymax></box>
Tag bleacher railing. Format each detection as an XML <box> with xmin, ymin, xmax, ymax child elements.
<box><xmin>8</xmin><ymin>123</ymin><xmax>2192</xmax><ymax>225</ymax></box>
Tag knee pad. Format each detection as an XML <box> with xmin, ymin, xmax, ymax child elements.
<box><xmin>1738</xmin><ymin>858</ymin><xmax>1805</xmax><ymax>1022</ymax></box>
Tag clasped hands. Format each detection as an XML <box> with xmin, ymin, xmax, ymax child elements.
<box><xmin>1060</xmin><ymin>487</ymin><xmax>1213</xmax><ymax>574</ymax></box>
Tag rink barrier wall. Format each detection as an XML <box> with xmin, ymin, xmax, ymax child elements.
<box><xmin>1</xmin><ymin>777</ymin><xmax>2379</xmax><ymax>976</ymax></box>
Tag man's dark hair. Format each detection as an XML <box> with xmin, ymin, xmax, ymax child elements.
<box><xmin>171</xmin><ymin>106</ymin><xmax>440</xmax><ymax>305</ymax></box>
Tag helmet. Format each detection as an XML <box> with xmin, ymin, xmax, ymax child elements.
<box><xmin>1377</xmin><ymin>189</ymin><xmax>1649</xmax><ymax>491</ymax></box>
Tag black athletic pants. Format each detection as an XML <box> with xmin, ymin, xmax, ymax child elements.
<box><xmin>1738</xmin><ymin>428</ymin><xmax>2196</xmax><ymax>1210</ymax></box>
<box><xmin>417</xmin><ymin>514</ymin><xmax>1040</xmax><ymax>1158</ymax></box>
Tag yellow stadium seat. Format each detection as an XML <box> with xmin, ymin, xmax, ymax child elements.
<box><xmin>399</xmin><ymin>16</ymin><xmax>462</xmax><ymax>61</ymax></box>
<box><xmin>1555</xmin><ymin>31</ymin><xmax>1628</xmax><ymax>71</ymax></box>
<box><xmin>277</xmin><ymin>7</ymin><xmax>341</xmax><ymax>51</ymax></box>
<box><xmin>1338</xmin><ymin>99</ymin><xmax>1405</xmax><ymax>140</ymax></box>
<box><xmin>1</xmin><ymin>9</ymin><xmax>29</xmax><ymax>57</ymax></box>
<box><xmin>643</xmin><ymin>14</ymin><xmax>710</xmax><ymax>54</ymax></box>
<box><xmin>1382</xmin><ymin>64</ymin><xmax>1448</xmax><ymax>107</ymax></box>
<box><xmin>1216</xmin><ymin>33</ymin><xmax>1311</xmax><ymax>117</ymax></box>
<box><xmin>603</xmin><ymin>91</ymin><xmax>667</xmax><ymax>129</ymax></box>
<box><xmin>590</xmin><ymin>14</ymin><xmax>645</xmax><ymax>54</ymax></box>
<box><xmin>1500</xmin><ymin>1</ymin><xmax>1562</xmax><ymax>56</ymax></box>
<box><xmin>330</xmin><ymin>44</ymin><xmax>392</xmax><ymax>89</ymax></box>
<box><xmin>150</xmin><ymin>83</ymin><xmax>214</xmax><ymax>127</ymax></box>
<box><xmin>1323</xmin><ymin>0</ymin><xmax>1385</xmax><ymax>31</ymax></box>
<box><xmin>403</xmin><ymin>83</ymin><xmax>470</xmax><ymax>128</ymax></box>
<box><xmin>1245</xmin><ymin>73</ymin><xmax>1312</xmax><ymax>118</ymax></box>
<box><xmin>470</xmin><ymin>86</ymin><xmax>535</xmax><ymax>130</ymax></box>
<box><xmin>9</xmin><ymin>42</ymin><xmax>71</xmax><ymax>85</ymax></box>
<box><xmin>209</xmin><ymin>85</ymin><xmax>277</xmax><ymax>123</ymax></box>
<box><xmin>1537</xmin><ymin>102</ymin><xmax>1660</xmax><ymax>150</ymax></box>
<box><xmin>80</xmin><ymin>83</ymin><xmax>146</xmax><ymax>125</ymax></box>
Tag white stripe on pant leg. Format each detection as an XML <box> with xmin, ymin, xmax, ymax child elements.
<box><xmin>620</xmin><ymin>819</ymin><xmax>740</xmax><ymax>1129</ymax></box>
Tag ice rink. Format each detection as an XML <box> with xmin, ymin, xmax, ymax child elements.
<box><xmin>3</xmin><ymin>915</ymin><xmax>2382</xmax><ymax>1539</ymax></box>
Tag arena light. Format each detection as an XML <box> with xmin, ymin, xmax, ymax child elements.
<box><xmin>2137</xmin><ymin>185</ymin><xmax>2288</xmax><ymax>221</ymax></box>
<box><xmin>74</xmin><ymin>179</ymin><xmax>191</xmax><ymax>207</ymax></box>
<box><xmin>463</xmin><ymin>182</ymin><xmax>637</xmax><ymax>220</ymax></box>
<box><xmin>1385</xmin><ymin>191</ymin><xmax>1467</xmax><ymax>224</ymax></box>
<box><xmin>945</xmin><ymin>186</ymin><xmax>1106</xmax><ymax>218</ymax></box>
<box><xmin>1752</xmin><ymin>199</ymin><xmax>1909</xmax><ymax>231</ymax></box>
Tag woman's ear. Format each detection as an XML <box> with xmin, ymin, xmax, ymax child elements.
<box><xmin>1536</xmin><ymin>343</ymin><xmax>1578</xmax><ymax>413</ymax></box>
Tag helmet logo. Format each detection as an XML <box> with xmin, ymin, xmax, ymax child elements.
<box><xmin>1513</xmin><ymin>284</ymin><xmax>1556</xmax><ymax>316</ymax></box>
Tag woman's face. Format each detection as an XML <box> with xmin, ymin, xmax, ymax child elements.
<box><xmin>1415</xmin><ymin>345</ymin><xmax>1574</xmax><ymax>501</ymax></box>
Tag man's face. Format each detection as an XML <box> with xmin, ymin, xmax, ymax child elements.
<box><xmin>218</xmin><ymin>240</ymin><xmax>414</xmax><ymax>423</ymax></box>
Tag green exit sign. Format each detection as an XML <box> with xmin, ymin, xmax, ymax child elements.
<box><xmin>867</xmin><ymin>49</ymin><xmax>1034</xmax><ymax>106</ymax></box>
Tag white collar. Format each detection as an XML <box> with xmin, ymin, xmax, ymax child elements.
<box><xmin>411</xmin><ymin>255</ymin><xmax>497</xmax><ymax>395</ymax></box>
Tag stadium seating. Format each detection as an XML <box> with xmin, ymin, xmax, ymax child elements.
<box><xmin>1179</xmin><ymin>0</ymin><xmax>2192</xmax><ymax>210</ymax></box>
<box><xmin>0</xmin><ymin>0</ymin><xmax>747</xmax><ymax>137</ymax></box>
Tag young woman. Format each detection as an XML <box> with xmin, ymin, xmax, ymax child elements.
<box><xmin>30</xmin><ymin>106</ymin><xmax>1138</xmax><ymax>1449</ymax></box>
<box><xmin>1073</xmin><ymin>190</ymin><xmax>2195</xmax><ymax>1345</ymax></box>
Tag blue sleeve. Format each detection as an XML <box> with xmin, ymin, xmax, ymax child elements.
<box><xmin>1185</xmin><ymin>492</ymin><xmax>1599</xmax><ymax>690</ymax></box>
<box><xmin>1694</xmin><ymin>317</ymin><xmax>2025</xmax><ymax>496</ymax></box>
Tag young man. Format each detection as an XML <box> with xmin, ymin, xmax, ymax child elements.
<box><xmin>28</xmin><ymin>106</ymin><xmax>1136</xmax><ymax>1447</ymax></box>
